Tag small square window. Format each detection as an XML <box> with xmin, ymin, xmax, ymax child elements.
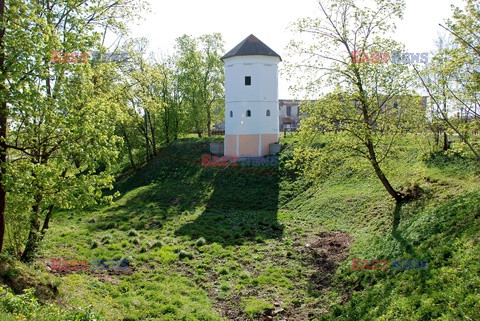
<box><xmin>245</xmin><ymin>76</ymin><xmax>251</xmax><ymax>86</ymax></box>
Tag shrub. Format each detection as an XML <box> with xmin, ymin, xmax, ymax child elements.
<box><xmin>0</xmin><ymin>288</ymin><xmax>106</xmax><ymax>320</ymax></box>
<box><xmin>101</xmin><ymin>234</ymin><xmax>112</xmax><ymax>244</ymax></box>
<box><xmin>195</xmin><ymin>237</ymin><xmax>207</xmax><ymax>247</ymax></box>
<box><xmin>178</xmin><ymin>250</ymin><xmax>194</xmax><ymax>260</ymax></box>
<box><xmin>127</xmin><ymin>229</ymin><xmax>139</xmax><ymax>237</ymax></box>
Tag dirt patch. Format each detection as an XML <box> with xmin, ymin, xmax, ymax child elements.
<box><xmin>201</xmin><ymin>230</ymin><xmax>355</xmax><ymax>321</ymax></box>
<box><xmin>94</xmin><ymin>273</ymin><xmax>121</xmax><ymax>285</ymax></box>
<box><xmin>275</xmin><ymin>231</ymin><xmax>355</xmax><ymax>320</ymax></box>
<box><xmin>305</xmin><ymin>231</ymin><xmax>355</xmax><ymax>288</ymax></box>
<box><xmin>308</xmin><ymin>231</ymin><xmax>354</xmax><ymax>260</ymax></box>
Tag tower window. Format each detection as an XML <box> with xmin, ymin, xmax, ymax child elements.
<box><xmin>230</xmin><ymin>110</ymin><xmax>233</xmax><ymax>117</ymax></box>
<box><xmin>266</xmin><ymin>109</ymin><xmax>271</xmax><ymax>116</ymax></box>
<box><xmin>286</xmin><ymin>106</ymin><xmax>292</xmax><ymax>116</ymax></box>
<box><xmin>245</xmin><ymin>76</ymin><xmax>251</xmax><ymax>86</ymax></box>
<box><xmin>246</xmin><ymin>110</ymin><xmax>251</xmax><ymax>117</ymax></box>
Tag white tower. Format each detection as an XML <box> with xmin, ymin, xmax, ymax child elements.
<box><xmin>222</xmin><ymin>35</ymin><xmax>281</xmax><ymax>157</ymax></box>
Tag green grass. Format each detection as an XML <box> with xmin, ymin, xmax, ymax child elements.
<box><xmin>1</xmin><ymin>135</ymin><xmax>480</xmax><ymax>320</ymax></box>
<box><xmin>0</xmin><ymin>287</ymin><xmax>105</xmax><ymax>321</ymax></box>
<box><xmin>324</xmin><ymin>189</ymin><xmax>480</xmax><ymax>320</ymax></box>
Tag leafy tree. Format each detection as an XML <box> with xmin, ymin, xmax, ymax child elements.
<box><xmin>123</xmin><ymin>38</ymin><xmax>159</xmax><ymax>162</ymax></box>
<box><xmin>176</xmin><ymin>35</ymin><xmax>205</xmax><ymax>137</ymax></box>
<box><xmin>198</xmin><ymin>34</ymin><xmax>225</xmax><ymax>136</ymax></box>
<box><xmin>111</xmin><ymin>34</ymin><xmax>224</xmax><ymax>172</ymax></box>
<box><xmin>115</xmin><ymin>38</ymin><xmax>187</xmax><ymax>167</ymax></box>
<box><xmin>0</xmin><ymin>0</ymin><xmax>55</xmax><ymax>254</ymax></box>
<box><xmin>415</xmin><ymin>0</ymin><xmax>480</xmax><ymax>162</ymax></box>
<box><xmin>0</xmin><ymin>0</ymin><xmax>145</xmax><ymax>258</ymax></box>
<box><xmin>175</xmin><ymin>34</ymin><xmax>224</xmax><ymax>137</ymax></box>
<box><xmin>288</xmin><ymin>0</ymin><xmax>423</xmax><ymax>202</ymax></box>
<box><xmin>156</xmin><ymin>58</ymin><xmax>187</xmax><ymax>143</ymax></box>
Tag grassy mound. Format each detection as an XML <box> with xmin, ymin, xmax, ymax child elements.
<box><xmin>0</xmin><ymin>137</ymin><xmax>479</xmax><ymax>320</ymax></box>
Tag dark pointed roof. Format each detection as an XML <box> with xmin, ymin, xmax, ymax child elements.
<box><xmin>221</xmin><ymin>34</ymin><xmax>282</xmax><ymax>61</ymax></box>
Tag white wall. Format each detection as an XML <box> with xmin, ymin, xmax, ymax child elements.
<box><xmin>224</xmin><ymin>55</ymin><xmax>280</xmax><ymax>135</ymax></box>
<box><xmin>226</xmin><ymin>101</ymin><xmax>278</xmax><ymax>134</ymax></box>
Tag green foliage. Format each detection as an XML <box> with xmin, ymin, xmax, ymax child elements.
<box><xmin>195</xmin><ymin>237</ymin><xmax>207</xmax><ymax>247</ymax></box>
<box><xmin>241</xmin><ymin>297</ymin><xmax>274</xmax><ymax>318</ymax></box>
<box><xmin>416</xmin><ymin>0</ymin><xmax>480</xmax><ymax>162</ymax></box>
<box><xmin>127</xmin><ymin>229</ymin><xmax>139</xmax><ymax>237</ymax></box>
<box><xmin>112</xmin><ymin>33</ymin><xmax>225</xmax><ymax>174</ymax></box>
<box><xmin>178</xmin><ymin>250</ymin><xmax>194</xmax><ymax>260</ymax></box>
<box><xmin>288</xmin><ymin>0</ymin><xmax>426</xmax><ymax>201</ymax></box>
<box><xmin>175</xmin><ymin>33</ymin><xmax>225</xmax><ymax>136</ymax></box>
<box><xmin>0</xmin><ymin>288</ymin><xmax>106</xmax><ymax>321</ymax></box>
<box><xmin>322</xmin><ymin>190</ymin><xmax>480</xmax><ymax>321</ymax></box>
<box><xmin>1</xmin><ymin>0</ymin><xmax>146</xmax><ymax>260</ymax></box>
<box><xmin>2</xmin><ymin>133</ymin><xmax>479</xmax><ymax>321</ymax></box>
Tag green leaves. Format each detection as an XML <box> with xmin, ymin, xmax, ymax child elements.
<box><xmin>175</xmin><ymin>33</ymin><xmax>225</xmax><ymax>136</ymax></box>
<box><xmin>287</xmin><ymin>0</ymin><xmax>425</xmax><ymax>201</ymax></box>
<box><xmin>1</xmin><ymin>0</ymin><xmax>147</xmax><ymax>257</ymax></box>
<box><xmin>416</xmin><ymin>1</ymin><xmax>480</xmax><ymax>162</ymax></box>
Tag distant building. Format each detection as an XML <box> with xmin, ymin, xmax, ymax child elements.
<box><xmin>278</xmin><ymin>100</ymin><xmax>314</xmax><ymax>131</ymax></box>
<box><xmin>456</xmin><ymin>108</ymin><xmax>479</xmax><ymax>121</ymax></box>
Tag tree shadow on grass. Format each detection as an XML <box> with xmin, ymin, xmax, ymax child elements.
<box><xmin>175</xmin><ymin>166</ymin><xmax>282</xmax><ymax>245</ymax></box>
<box><xmin>392</xmin><ymin>202</ymin><xmax>415</xmax><ymax>255</ymax></box>
<box><xmin>114</xmin><ymin>138</ymin><xmax>215</xmax><ymax>195</ymax></box>
<box><xmin>90</xmin><ymin>140</ymin><xmax>218</xmax><ymax>232</ymax></box>
<box><xmin>91</xmin><ymin>138</ymin><xmax>282</xmax><ymax>244</ymax></box>
<box><xmin>391</xmin><ymin>201</ymin><xmax>432</xmax><ymax>293</ymax></box>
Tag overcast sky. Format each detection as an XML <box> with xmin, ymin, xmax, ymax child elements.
<box><xmin>127</xmin><ymin>0</ymin><xmax>460</xmax><ymax>99</ymax></box>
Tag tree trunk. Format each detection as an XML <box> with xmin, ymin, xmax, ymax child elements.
<box><xmin>366</xmin><ymin>139</ymin><xmax>403</xmax><ymax>202</ymax></box>
<box><xmin>164</xmin><ymin>117</ymin><xmax>170</xmax><ymax>144</ymax></box>
<box><xmin>40</xmin><ymin>204</ymin><xmax>55</xmax><ymax>234</ymax></box>
<box><xmin>20</xmin><ymin>194</ymin><xmax>43</xmax><ymax>263</ymax></box>
<box><xmin>0</xmin><ymin>100</ymin><xmax>5</xmax><ymax>254</ymax></box>
<box><xmin>163</xmin><ymin>108</ymin><xmax>170</xmax><ymax>144</ymax></box>
<box><xmin>174</xmin><ymin>117</ymin><xmax>179</xmax><ymax>141</ymax></box>
<box><xmin>144</xmin><ymin>111</ymin><xmax>150</xmax><ymax>161</ymax></box>
<box><xmin>356</xmin><ymin>81</ymin><xmax>402</xmax><ymax>203</ymax></box>
<box><xmin>207</xmin><ymin>105</ymin><xmax>211</xmax><ymax>137</ymax></box>
<box><xmin>196</xmin><ymin>122</ymin><xmax>202</xmax><ymax>138</ymax></box>
<box><xmin>0</xmin><ymin>0</ymin><xmax>6</xmax><ymax>254</ymax></box>
<box><xmin>162</xmin><ymin>89</ymin><xmax>170</xmax><ymax>144</ymax></box>
<box><xmin>148</xmin><ymin>111</ymin><xmax>157</xmax><ymax>156</ymax></box>
<box><xmin>443</xmin><ymin>131</ymin><xmax>448</xmax><ymax>151</ymax></box>
<box><xmin>122</xmin><ymin>129</ymin><xmax>136</xmax><ymax>169</ymax></box>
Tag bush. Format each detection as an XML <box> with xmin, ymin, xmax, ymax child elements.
<box><xmin>90</xmin><ymin>241</ymin><xmax>98</xmax><ymax>249</ymax></box>
<box><xmin>127</xmin><ymin>229</ymin><xmax>139</xmax><ymax>237</ymax></box>
<box><xmin>178</xmin><ymin>250</ymin><xmax>194</xmax><ymax>260</ymax></box>
<box><xmin>0</xmin><ymin>288</ymin><xmax>106</xmax><ymax>320</ymax></box>
<box><xmin>149</xmin><ymin>241</ymin><xmax>162</xmax><ymax>249</ymax></box>
<box><xmin>195</xmin><ymin>237</ymin><xmax>207</xmax><ymax>247</ymax></box>
<box><xmin>101</xmin><ymin>234</ymin><xmax>112</xmax><ymax>244</ymax></box>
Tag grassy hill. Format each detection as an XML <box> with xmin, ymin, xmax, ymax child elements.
<box><xmin>1</xmin><ymin>137</ymin><xmax>479</xmax><ymax>320</ymax></box>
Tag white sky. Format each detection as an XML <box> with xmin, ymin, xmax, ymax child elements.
<box><xmin>127</xmin><ymin>0</ymin><xmax>461</xmax><ymax>99</ymax></box>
